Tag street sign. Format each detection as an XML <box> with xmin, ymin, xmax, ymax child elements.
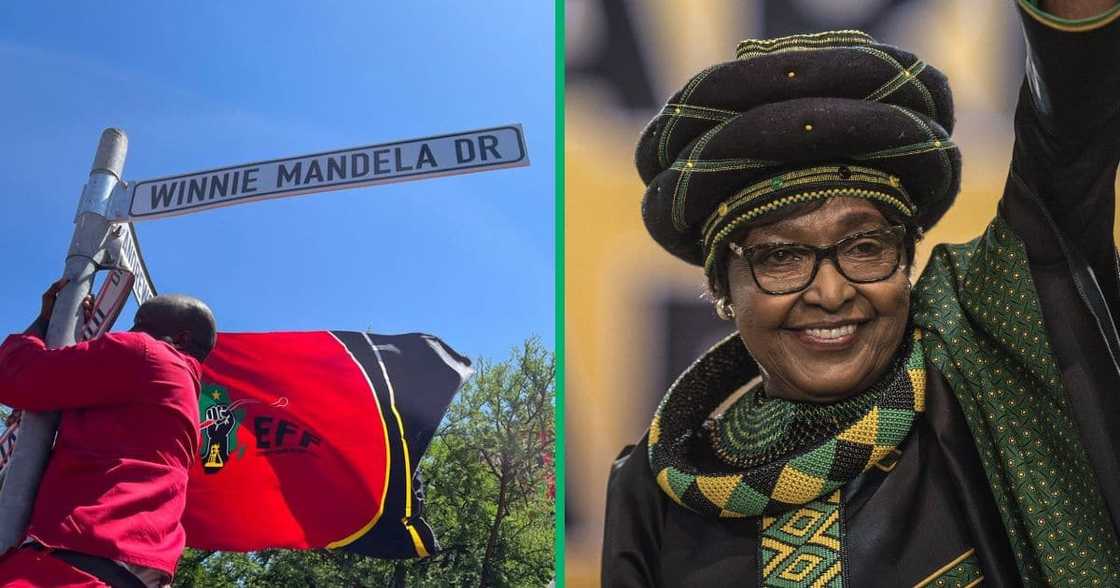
<box><xmin>78</xmin><ymin>269</ymin><xmax>134</xmax><ymax>342</ymax></box>
<box><xmin>0</xmin><ymin>419</ymin><xmax>18</xmax><ymax>475</ymax></box>
<box><xmin>118</xmin><ymin>223</ymin><xmax>156</xmax><ymax>304</ymax></box>
<box><xmin>100</xmin><ymin>222</ymin><xmax>156</xmax><ymax>304</ymax></box>
<box><xmin>118</xmin><ymin>125</ymin><xmax>528</xmax><ymax>221</ymax></box>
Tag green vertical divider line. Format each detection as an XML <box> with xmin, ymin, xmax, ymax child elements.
<box><xmin>554</xmin><ymin>0</ymin><xmax>566</xmax><ymax>585</ymax></box>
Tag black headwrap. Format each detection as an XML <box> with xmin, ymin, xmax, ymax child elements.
<box><xmin>636</xmin><ymin>31</ymin><xmax>960</xmax><ymax>291</ymax></box>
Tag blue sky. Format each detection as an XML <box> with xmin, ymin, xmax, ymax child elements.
<box><xmin>0</xmin><ymin>3</ymin><xmax>555</xmax><ymax>363</ymax></box>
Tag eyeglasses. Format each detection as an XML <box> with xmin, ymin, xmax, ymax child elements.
<box><xmin>728</xmin><ymin>225</ymin><xmax>908</xmax><ymax>295</ymax></box>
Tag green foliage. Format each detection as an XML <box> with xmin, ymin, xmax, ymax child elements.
<box><xmin>174</xmin><ymin>338</ymin><xmax>555</xmax><ymax>587</ymax></box>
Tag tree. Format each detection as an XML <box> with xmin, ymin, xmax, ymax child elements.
<box><xmin>173</xmin><ymin>337</ymin><xmax>555</xmax><ymax>587</ymax></box>
<box><xmin>433</xmin><ymin>337</ymin><xmax>555</xmax><ymax>587</ymax></box>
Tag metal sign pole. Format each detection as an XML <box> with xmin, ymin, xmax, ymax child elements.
<box><xmin>0</xmin><ymin>129</ymin><xmax>127</xmax><ymax>551</ymax></box>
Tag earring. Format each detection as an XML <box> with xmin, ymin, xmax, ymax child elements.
<box><xmin>715</xmin><ymin>297</ymin><xmax>736</xmax><ymax>320</ymax></box>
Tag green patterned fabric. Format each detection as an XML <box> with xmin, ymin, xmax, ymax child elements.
<box><xmin>912</xmin><ymin>215</ymin><xmax>1120</xmax><ymax>585</ymax></box>
<box><xmin>648</xmin><ymin>331</ymin><xmax>925</xmax><ymax>518</ymax></box>
<box><xmin>917</xmin><ymin>549</ymin><xmax>983</xmax><ymax>587</ymax></box>
<box><xmin>759</xmin><ymin>490</ymin><xmax>843</xmax><ymax>587</ymax></box>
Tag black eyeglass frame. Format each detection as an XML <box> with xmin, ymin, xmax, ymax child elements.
<box><xmin>727</xmin><ymin>225</ymin><xmax>911</xmax><ymax>295</ymax></box>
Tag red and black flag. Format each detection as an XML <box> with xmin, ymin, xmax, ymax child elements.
<box><xmin>182</xmin><ymin>331</ymin><xmax>471</xmax><ymax>559</ymax></box>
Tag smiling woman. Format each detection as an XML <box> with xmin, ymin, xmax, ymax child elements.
<box><xmin>601</xmin><ymin>1</ymin><xmax>1120</xmax><ymax>586</ymax></box>
<box><xmin>727</xmin><ymin>199</ymin><xmax>911</xmax><ymax>403</ymax></box>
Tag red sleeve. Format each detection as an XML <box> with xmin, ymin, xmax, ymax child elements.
<box><xmin>0</xmin><ymin>333</ymin><xmax>146</xmax><ymax>410</ymax></box>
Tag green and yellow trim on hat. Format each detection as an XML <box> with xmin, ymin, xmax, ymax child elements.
<box><xmin>699</xmin><ymin>164</ymin><xmax>918</xmax><ymax>279</ymax></box>
<box><xmin>735</xmin><ymin>30</ymin><xmax>875</xmax><ymax>60</ymax></box>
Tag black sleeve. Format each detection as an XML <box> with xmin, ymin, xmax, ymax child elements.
<box><xmin>998</xmin><ymin>1</ymin><xmax>1120</xmax><ymax>540</ymax></box>
<box><xmin>602</xmin><ymin>436</ymin><xmax>666</xmax><ymax>588</ymax></box>
<box><xmin>1007</xmin><ymin>3</ymin><xmax>1120</xmax><ymax>296</ymax></box>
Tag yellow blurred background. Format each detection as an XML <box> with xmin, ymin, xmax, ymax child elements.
<box><xmin>564</xmin><ymin>0</ymin><xmax>1120</xmax><ymax>585</ymax></box>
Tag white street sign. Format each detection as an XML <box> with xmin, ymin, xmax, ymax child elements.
<box><xmin>119</xmin><ymin>223</ymin><xmax>156</xmax><ymax>304</ymax></box>
<box><xmin>79</xmin><ymin>269</ymin><xmax>134</xmax><ymax>341</ymax></box>
<box><xmin>0</xmin><ymin>418</ymin><xmax>18</xmax><ymax>475</ymax></box>
<box><xmin>102</xmin><ymin>222</ymin><xmax>157</xmax><ymax>304</ymax></box>
<box><xmin>120</xmin><ymin>125</ymin><xmax>528</xmax><ymax>221</ymax></box>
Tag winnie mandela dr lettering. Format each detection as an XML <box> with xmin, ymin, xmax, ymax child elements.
<box><xmin>126</xmin><ymin>125</ymin><xmax>528</xmax><ymax>220</ymax></box>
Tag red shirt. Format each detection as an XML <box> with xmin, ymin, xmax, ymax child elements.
<box><xmin>0</xmin><ymin>332</ymin><xmax>200</xmax><ymax>575</ymax></box>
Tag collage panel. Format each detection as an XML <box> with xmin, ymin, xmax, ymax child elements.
<box><xmin>567</xmin><ymin>0</ymin><xmax>1120</xmax><ymax>586</ymax></box>
<box><xmin>4</xmin><ymin>0</ymin><xmax>1120</xmax><ymax>585</ymax></box>
<box><xmin>0</xmin><ymin>2</ymin><xmax>555</xmax><ymax>587</ymax></box>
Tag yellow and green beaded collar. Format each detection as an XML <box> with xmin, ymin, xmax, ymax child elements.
<box><xmin>648</xmin><ymin>329</ymin><xmax>925</xmax><ymax>518</ymax></box>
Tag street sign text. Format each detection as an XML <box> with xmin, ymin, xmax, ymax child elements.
<box><xmin>125</xmin><ymin>125</ymin><xmax>528</xmax><ymax>221</ymax></box>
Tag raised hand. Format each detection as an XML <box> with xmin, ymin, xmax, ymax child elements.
<box><xmin>38</xmin><ymin>278</ymin><xmax>68</xmax><ymax>323</ymax></box>
<box><xmin>204</xmin><ymin>405</ymin><xmax>235</xmax><ymax>439</ymax></box>
<box><xmin>26</xmin><ymin>278</ymin><xmax>69</xmax><ymax>337</ymax></box>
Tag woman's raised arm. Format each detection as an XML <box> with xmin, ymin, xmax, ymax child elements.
<box><xmin>1006</xmin><ymin>1</ymin><xmax>1120</xmax><ymax>284</ymax></box>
